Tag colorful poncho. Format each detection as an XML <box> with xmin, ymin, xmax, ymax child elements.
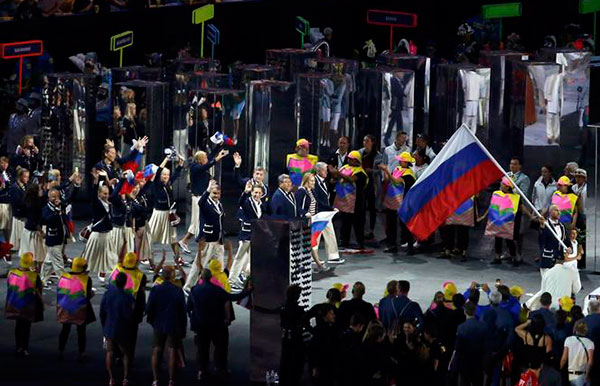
<box><xmin>333</xmin><ymin>165</ymin><xmax>368</xmax><ymax>214</ymax></box>
<box><xmin>109</xmin><ymin>265</ymin><xmax>144</xmax><ymax>300</ymax></box>
<box><xmin>551</xmin><ymin>191</ymin><xmax>578</xmax><ymax>225</ymax></box>
<box><xmin>383</xmin><ymin>167</ymin><xmax>415</xmax><ymax>211</ymax></box>
<box><xmin>446</xmin><ymin>197</ymin><xmax>475</xmax><ymax>227</ymax></box>
<box><xmin>57</xmin><ymin>273</ymin><xmax>89</xmax><ymax>325</ymax></box>
<box><xmin>286</xmin><ymin>153</ymin><xmax>318</xmax><ymax>186</ymax></box>
<box><xmin>485</xmin><ymin>190</ymin><xmax>520</xmax><ymax>240</ymax></box>
<box><xmin>5</xmin><ymin>269</ymin><xmax>38</xmax><ymax>321</ymax></box>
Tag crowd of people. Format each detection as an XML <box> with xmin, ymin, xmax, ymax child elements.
<box><xmin>0</xmin><ymin>126</ymin><xmax>591</xmax><ymax>386</ymax></box>
<box><xmin>281</xmin><ymin>279</ymin><xmax>600</xmax><ymax>386</ymax></box>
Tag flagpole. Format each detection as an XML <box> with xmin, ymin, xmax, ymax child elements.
<box><xmin>461</xmin><ymin>124</ymin><xmax>569</xmax><ymax>251</ymax></box>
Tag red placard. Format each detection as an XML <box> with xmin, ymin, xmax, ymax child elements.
<box><xmin>0</xmin><ymin>40</ymin><xmax>44</xmax><ymax>94</ymax></box>
<box><xmin>0</xmin><ymin>40</ymin><xmax>44</xmax><ymax>59</ymax></box>
<box><xmin>366</xmin><ymin>10</ymin><xmax>418</xmax><ymax>28</ymax></box>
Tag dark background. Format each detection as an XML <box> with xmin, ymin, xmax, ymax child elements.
<box><xmin>0</xmin><ymin>0</ymin><xmax>594</xmax><ymax>76</ymax></box>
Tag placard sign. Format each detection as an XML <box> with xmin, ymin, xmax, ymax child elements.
<box><xmin>481</xmin><ymin>3</ymin><xmax>522</xmax><ymax>42</ymax></box>
<box><xmin>206</xmin><ymin>24</ymin><xmax>220</xmax><ymax>59</ymax></box>
<box><xmin>110</xmin><ymin>31</ymin><xmax>134</xmax><ymax>67</ymax></box>
<box><xmin>580</xmin><ymin>0</ymin><xmax>600</xmax><ymax>54</ymax></box>
<box><xmin>366</xmin><ymin>10</ymin><xmax>417</xmax><ymax>53</ymax></box>
<box><xmin>192</xmin><ymin>4</ymin><xmax>215</xmax><ymax>58</ymax></box>
<box><xmin>0</xmin><ymin>40</ymin><xmax>44</xmax><ymax>94</ymax></box>
<box><xmin>295</xmin><ymin>16</ymin><xmax>310</xmax><ymax>48</ymax></box>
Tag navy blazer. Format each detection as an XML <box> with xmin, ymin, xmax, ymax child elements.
<box><xmin>187</xmin><ymin>281</ymin><xmax>249</xmax><ymax>330</ymax></box>
<box><xmin>237</xmin><ymin>192</ymin><xmax>266</xmax><ymax>241</ymax></box>
<box><xmin>41</xmin><ymin>203</ymin><xmax>70</xmax><ymax>247</ymax></box>
<box><xmin>90</xmin><ymin>190</ymin><xmax>113</xmax><ymax>233</ymax></box>
<box><xmin>198</xmin><ymin>190</ymin><xmax>224</xmax><ymax>243</ymax></box>
<box><xmin>295</xmin><ymin>187</ymin><xmax>314</xmax><ymax>217</ymax></box>
<box><xmin>314</xmin><ymin>175</ymin><xmax>333</xmax><ymax>212</ymax></box>
<box><xmin>110</xmin><ymin>179</ymin><xmax>129</xmax><ymax>227</ymax></box>
<box><xmin>268</xmin><ymin>188</ymin><xmax>298</xmax><ymax>220</ymax></box>
<box><xmin>9</xmin><ymin>182</ymin><xmax>27</xmax><ymax>219</ymax></box>
<box><xmin>540</xmin><ymin>221</ymin><xmax>569</xmax><ymax>269</ymax></box>
<box><xmin>24</xmin><ymin>198</ymin><xmax>45</xmax><ymax>231</ymax></box>
<box><xmin>190</xmin><ymin>144</ymin><xmax>223</xmax><ymax>196</ymax></box>
<box><xmin>146</xmin><ymin>281</ymin><xmax>187</xmax><ymax>338</ymax></box>
<box><xmin>100</xmin><ymin>287</ymin><xmax>135</xmax><ymax>341</ymax></box>
<box><xmin>151</xmin><ymin>166</ymin><xmax>182</xmax><ymax>211</ymax></box>
<box><xmin>234</xmin><ymin>167</ymin><xmax>269</xmax><ymax>199</ymax></box>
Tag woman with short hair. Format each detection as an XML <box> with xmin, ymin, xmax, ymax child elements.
<box><xmin>561</xmin><ymin>319</ymin><xmax>594</xmax><ymax>385</ymax></box>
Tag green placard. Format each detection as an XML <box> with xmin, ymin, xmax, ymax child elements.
<box><xmin>580</xmin><ymin>0</ymin><xmax>600</xmax><ymax>14</ymax></box>
<box><xmin>482</xmin><ymin>2</ymin><xmax>522</xmax><ymax>19</ymax></box>
<box><xmin>192</xmin><ymin>4</ymin><xmax>214</xmax><ymax>24</ymax></box>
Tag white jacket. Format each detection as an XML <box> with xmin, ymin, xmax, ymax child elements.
<box><xmin>531</xmin><ymin>177</ymin><xmax>557</xmax><ymax>211</ymax></box>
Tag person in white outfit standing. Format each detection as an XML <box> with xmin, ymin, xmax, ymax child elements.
<box><xmin>561</xmin><ymin>319</ymin><xmax>594</xmax><ymax>386</ymax></box>
<box><xmin>544</xmin><ymin>72</ymin><xmax>563</xmax><ymax>144</ymax></box>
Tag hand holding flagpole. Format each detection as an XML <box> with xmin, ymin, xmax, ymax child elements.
<box><xmin>462</xmin><ymin>124</ymin><xmax>568</xmax><ymax>250</ymax></box>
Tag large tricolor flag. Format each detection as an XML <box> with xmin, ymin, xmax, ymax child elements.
<box><xmin>398</xmin><ymin>125</ymin><xmax>503</xmax><ymax>240</ymax></box>
<box><xmin>310</xmin><ymin>210</ymin><xmax>337</xmax><ymax>247</ymax></box>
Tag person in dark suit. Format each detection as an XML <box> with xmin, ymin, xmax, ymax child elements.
<box><xmin>8</xmin><ymin>167</ymin><xmax>29</xmax><ymax>253</ymax></box>
<box><xmin>233</xmin><ymin>152</ymin><xmax>269</xmax><ymax>199</ymax></box>
<box><xmin>313</xmin><ymin>162</ymin><xmax>344</xmax><ymax>265</ymax></box>
<box><xmin>100</xmin><ymin>272</ymin><xmax>135</xmax><ymax>386</ymax></box>
<box><xmin>178</xmin><ymin>143</ymin><xmax>227</xmax><ymax>253</ymax></box>
<box><xmin>0</xmin><ymin>156</ymin><xmax>15</xmax><ymax>242</ymax></box>
<box><xmin>337</xmin><ymin>282</ymin><xmax>376</xmax><ymax>329</ymax></box>
<box><xmin>40</xmin><ymin>188</ymin><xmax>74</xmax><ymax>286</ymax></box>
<box><xmin>229</xmin><ymin>180</ymin><xmax>266</xmax><ymax>288</ymax></box>
<box><xmin>146</xmin><ymin>266</ymin><xmax>187</xmax><ymax>386</ymax></box>
<box><xmin>451</xmin><ymin>302</ymin><xmax>487</xmax><ymax>386</ymax></box>
<box><xmin>184</xmin><ymin>180</ymin><xmax>224</xmax><ymax>291</ymax></box>
<box><xmin>268</xmin><ymin>174</ymin><xmax>299</xmax><ymax>220</ymax></box>
<box><xmin>280</xmin><ymin>285</ymin><xmax>306</xmax><ymax>386</ymax></box>
<box><xmin>187</xmin><ymin>269</ymin><xmax>252</xmax><ymax>381</ymax></box>
<box><xmin>539</xmin><ymin>205</ymin><xmax>569</xmax><ymax>274</ymax></box>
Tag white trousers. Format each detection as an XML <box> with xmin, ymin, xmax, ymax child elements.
<box><xmin>312</xmin><ymin>221</ymin><xmax>340</xmax><ymax>261</ymax></box>
<box><xmin>184</xmin><ymin>241</ymin><xmax>224</xmax><ymax>290</ymax></box>
<box><xmin>546</xmin><ymin>113</ymin><xmax>560</xmax><ymax>139</ymax></box>
<box><xmin>229</xmin><ymin>240</ymin><xmax>251</xmax><ymax>285</ymax></box>
<box><xmin>40</xmin><ymin>245</ymin><xmax>65</xmax><ymax>284</ymax></box>
<box><xmin>187</xmin><ymin>195</ymin><xmax>201</xmax><ymax>237</ymax></box>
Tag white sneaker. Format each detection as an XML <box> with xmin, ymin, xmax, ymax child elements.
<box><xmin>178</xmin><ymin>241</ymin><xmax>191</xmax><ymax>254</ymax></box>
<box><xmin>400</xmin><ymin>243</ymin><xmax>408</xmax><ymax>248</ymax></box>
<box><xmin>97</xmin><ymin>274</ymin><xmax>106</xmax><ymax>283</ymax></box>
<box><xmin>413</xmin><ymin>241</ymin><xmax>420</xmax><ymax>248</ymax></box>
<box><xmin>328</xmin><ymin>258</ymin><xmax>345</xmax><ymax>264</ymax></box>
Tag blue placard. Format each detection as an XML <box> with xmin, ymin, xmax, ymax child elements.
<box><xmin>206</xmin><ymin>24</ymin><xmax>220</xmax><ymax>45</ymax></box>
<box><xmin>366</xmin><ymin>10</ymin><xmax>417</xmax><ymax>28</ymax></box>
<box><xmin>111</xmin><ymin>31</ymin><xmax>134</xmax><ymax>51</ymax></box>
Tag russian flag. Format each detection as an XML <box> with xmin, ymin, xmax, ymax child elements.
<box><xmin>119</xmin><ymin>170</ymin><xmax>136</xmax><ymax>195</ymax></box>
<box><xmin>399</xmin><ymin>125</ymin><xmax>503</xmax><ymax>240</ymax></box>
<box><xmin>143</xmin><ymin>164</ymin><xmax>159</xmax><ymax>180</ymax></box>
<box><xmin>310</xmin><ymin>211</ymin><xmax>337</xmax><ymax>247</ymax></box>
<box><xmin>210</xmin><ymin>131</ymin><xmax>235</xmax><ymax>146</ymax></box>
<box><xmin>122</xmin><ymin>150</ymin><xmax>143</xmax><ymax>173</ymax></box>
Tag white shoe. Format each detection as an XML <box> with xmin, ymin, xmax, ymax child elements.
<box><xmin>97</xmin><ymin>274</ymin><xmax>106</xmax><ymax>283</ymax></box>
<box><xmin>413</xmin><ymin>241</ymin><xmax>420</xmax><ymax>248</ymax></box>
<box><xmin>328</xmin><ymin>258</ymin><xmax>345</xmax><ymax>264</ymax></box>
<box><xmin>400</xmin><ymin>243</ymin><xmax>408</xmax><ymax>248</ymax></box>
<box><xmin>178</xmin><ymin>241</ymin><xmax>191</xmax><ymax>254</ymax></box>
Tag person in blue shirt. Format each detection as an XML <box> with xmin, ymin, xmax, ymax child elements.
<box><xmin>379</xmin><ymin>280</ymin><xmax>423</xmax><ymax>330</ymax></box>
<box><xmin>8</xmin><ymin>167</ymin><xmax>29</xmax><ymax>253</ymax></box>
<box><xmin>100</xmin><ymin>272</ymin><xmax>134</xmax><ymax>386</ymax></box>
<box><xmin>146</xmin><ymin>266</ymin><xmax>187</xmax><ymax>386</ymax></box>
<box><xmin>0</xmin><ymin>156</ymin><xmax>15</xmax><ymax>242</ymax></box>
<box><xmin>178</xmin><ymin>143</ymin><xmax>227</xmax><ymax>253</ymax></box>
<box><xmin>232</xmin><ymin>152</ymin><xmax>269</xmax><ymax>199</ymax></box>
<box><xmin>481</xmin><ymin>291</ymin><xmax>514</xmax><ymax>386</ymax></box>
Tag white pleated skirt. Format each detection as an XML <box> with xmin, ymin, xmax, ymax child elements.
<box><xmin>187</xmin><ymin>195</ymin><xmax>200</xmax><ymax>237</ymax></box>
<box><xmin>148</xmin><ymin>209</ymin><xmax>177</xmax><ymax>245</ymax></box>
<box><xmin>19</xmin><ymin>229</ymin><xmax>47</xmax><ymax>262</ymax></box>
<box><xmin>137</xmin><ymin>226</ymin><xmax>153</xmax><ymax>262</ymax></box>
<box><xmin>0</xmin><ymin>203</ymin><xmax>12</xmax><ymax>230</ymax></box>
<box><xmin>124</xmin><ymin>226</ymin><xmax>136</xmax><ymax>253</ymax></box>
<box><xmin>84</xmin><ymin>231</ymin><xmax>117</xmax><ymax>274</ymax></box>
<box><xmin>109</xmin><ymin>226</ymin><xmax>126</xmax><ymax>257</ymax></box>
<box><xmin>9</xmin><ymin>217</ymin><xmax>25</xmax><ymax>251</ymax></box>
